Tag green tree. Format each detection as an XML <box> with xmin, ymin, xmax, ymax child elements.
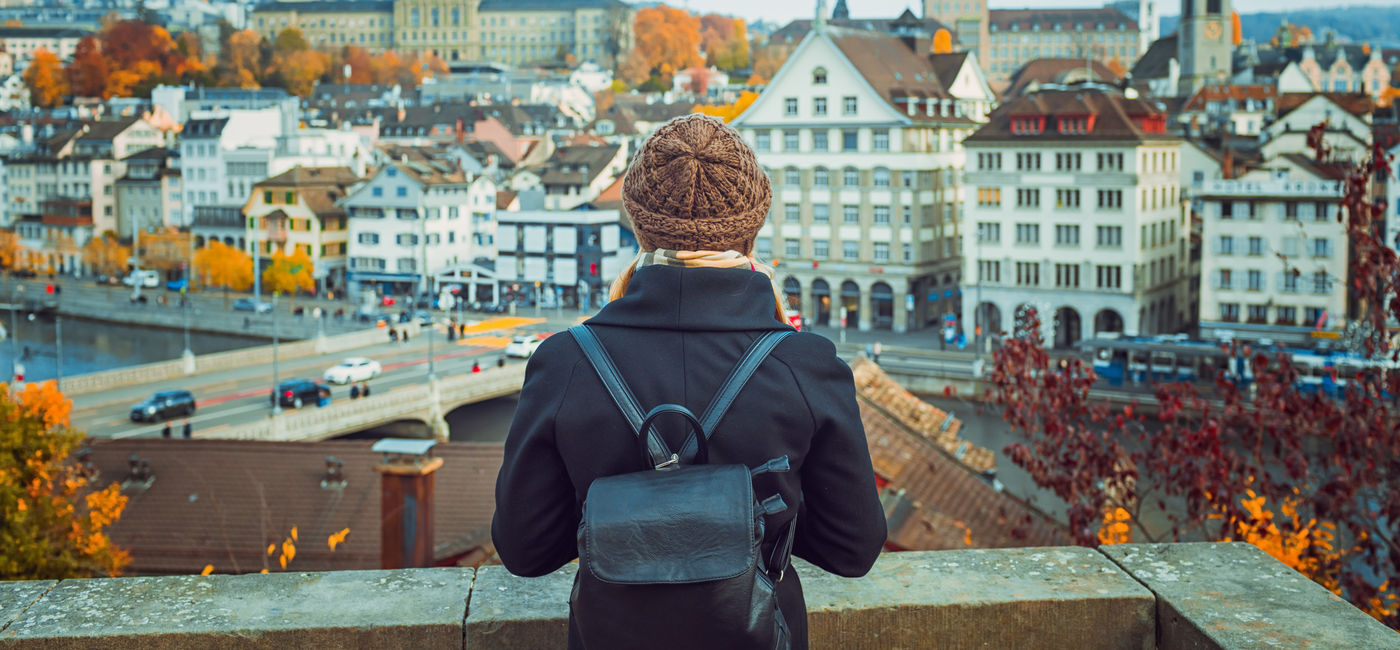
<box><xmin>0</xmin><ymin>381</ymin><xmax>130</xmax><ymax>579</ymax></box>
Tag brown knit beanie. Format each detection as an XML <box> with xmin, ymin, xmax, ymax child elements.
<box><xmin>622</xmin><ymin>114</ymin><xmax>771</xmax><ymax>252</ymax></box>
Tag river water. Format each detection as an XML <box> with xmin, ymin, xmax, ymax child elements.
<box><xmin>0</xmin><ymin>312</ymin><xmax>261</xmax><ymax>382</ymax></box>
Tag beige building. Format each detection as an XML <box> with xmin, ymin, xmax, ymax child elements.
<box><xmin>244</xmin><ymin>167</ymin><xmax>360</xmax><ymax>292</ymax></box>
<box><xmin>984</xmin><ymin>9</ymin><xmax>1141</xmax><ymax>81</ymax></box>
<box><xmin>252</xmin><ymin>0</ymin><xmax>632</xmax><ymax>67</ymax></box>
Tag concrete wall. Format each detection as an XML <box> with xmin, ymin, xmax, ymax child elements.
<box><xmin>2</xmin><ymin>544</ymin><xmax>1393</xmax><ymax>648</ymax></box>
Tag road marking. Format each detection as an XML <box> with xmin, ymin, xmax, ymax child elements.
<box><xmin>458</xmin><ymin>317</ymin><xmax>543</xmax><ymax>334</ymax></box>
<box><xmin>462</xmin><ymin>335</ymin><xmax>512</xmax><ymax>347</ymax></box>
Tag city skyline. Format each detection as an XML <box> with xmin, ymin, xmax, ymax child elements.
<box><xmin>681</xmin><ymin>0</ymin><xmax>1383</xmax><ymax>23</ymax></box>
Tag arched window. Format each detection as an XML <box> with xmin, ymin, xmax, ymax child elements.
<box><xmin>843</xmin><ymin>167</ymin><xmax>860</xmax><ymax>186</ymax></box>
<box><xmin>813</xmin><ymin>167</ymin><xmax>829</xmax><ymax>187</ymax></box>
<box><xmin>813</xmin><ymin>67</ymin><xmax>828</xmax><ymax>85</ymax></box>
<box><xmin>873</xmin><ymin>167</ymin><xmax>891</xmax><ymax>187</ymax></box>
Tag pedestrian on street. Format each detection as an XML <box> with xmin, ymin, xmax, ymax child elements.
<box><xmin>458</xmin><ymin>323</ymin><xmax>466</xmax><ymax>338</ymax></box>
<box><xmin>447</xmin><ymin>327</ymin><xmax>456</xmax><ymax>342</ymax></box>
<box><xmin>182</xmin><ymin>419</ymin><xmax>192</xmax><ymax>439</ymax></box>
<box><xmin>872</xmin><ymin>342</ymin><xmax>881</xmax><ymax>364</ymax></box>
<box><xmin>402</xmin><ymin>329</ymin><xmax>410</xmax><ymax>344</ymax></box>
<box><xmin>243</xmin><ymin>317</ymin><xmax>251</xmax><ymax>330</ymax></box>
<box><xmin>361</xmin><ymin>381</ymin><xmax>371</xmax><ymax>398</ymax></box>
<box><xmin>389</xmin><ymin>327</ymin><xmax>398</xmax><ymax>342</ymax></box>
<box><xmin>161</xmin><ymin>422</ymin><xmax>171</xmax><ymax>439</ymax></box>
<box><xmin>350</xmin><ymin>383</ymin><xmax>361</xmax><ymax>399</ymax></box>
<box><xmin>497</xmin><ymin>354</ymin><xmax>505</xmax><ymax>368</ymax></box>
<box><xmin>472</xmin><ymin>361</ymin><xmax>481</xmax><ymax>373</ymax></box>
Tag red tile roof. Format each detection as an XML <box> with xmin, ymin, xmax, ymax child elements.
<box><xmin>82</xmin><ymin>439</ymin><xmax>503</xmax><ymax>575</ymax></box>
<box><xmin>1183</xmin><ymin>84</ymin><xmax>1279</xmax><ymax>111</ymax></box>
<box><xmin>966</xmin><ymin>88</ymin><xmax>1177</xmax><ymax>143</ymax></box>
<box><xmin>1276</xmin><ymin>92</ymin><xmax>1376</xmax><ymax>119</ymax></box>
<box><xmin>1004</xmin><ymin>58</ymin><xmax>1122</xmax><ymax>99</ymax></box>
<box><xmin>825</xmin><ymin>27</ymin><xmax>976</xmax><ymax>125</ymax></box>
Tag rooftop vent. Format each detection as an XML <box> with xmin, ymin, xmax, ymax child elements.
<box><xmin>322</xmin><ymin>456</ymin><xmax>347</xmax><ymax>489</ymax></box>
<box><xmin>122</xmin><ymin>454</ymin><xmax>154</xmax><ymax>490</ymax></box>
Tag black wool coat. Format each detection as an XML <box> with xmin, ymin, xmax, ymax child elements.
<box><xmin>491</xmin><ymin>264</ymin><xmax>888</xmax><ymax>649</ymax></box>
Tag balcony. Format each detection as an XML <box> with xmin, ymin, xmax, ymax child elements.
<box><xmin>0</xmin><ymin>543</ymin><xmax>1391</xmax><ymax>648</ymax></box>
<box><xmin>39</xmin><ymin>198</ymin><xmax>93</xmax><ymax>227</ymax></box>
<box><xmin>192</xmin><ymin>206</ymin><xmax>245</xmax><ymax>229</ymax></box>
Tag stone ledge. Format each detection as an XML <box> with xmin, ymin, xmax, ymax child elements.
<box><xmin>1101</xmin><ymin>542</ymin><xmax>1400</xmax><ymax>650</ymax></box>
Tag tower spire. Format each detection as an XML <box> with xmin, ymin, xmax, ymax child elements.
<box><xmin>832</xmin><ymin>0</ymin><xmax>850</xmax><ymax>20</ymax></box>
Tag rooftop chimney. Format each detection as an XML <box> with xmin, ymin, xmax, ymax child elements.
<box><xmin>373</xmin><ymin>438</ymin><xmax>442</xmax><ymax>569</ymax></box>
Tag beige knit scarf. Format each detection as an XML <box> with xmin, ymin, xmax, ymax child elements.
<box><xmin>609</xmin><ymin>249</ymin><xmax>788</xmax><ymax>324</ymax></box>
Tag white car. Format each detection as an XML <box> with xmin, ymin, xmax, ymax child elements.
<box><xmin>322</xmin><ymin>357</ymin><xmax>382</xmax><ymax>384</ymax></box>
<box><xmin>122</xmin><ymin>270</ymin><xmax>160</xmax><ymax>288</ymax></box>
<box><xmin>504</xmin><ymin>335</ymin><xmax>544</xmax><ymax>358</ymax></box>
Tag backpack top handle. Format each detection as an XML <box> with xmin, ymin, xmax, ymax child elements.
<box><xmin>637</xmin><ymin>404</ymin><xmax>708</xmax><ymax>468</ymax></box>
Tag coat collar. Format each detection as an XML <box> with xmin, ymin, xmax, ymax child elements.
<box><xmin>585</xmin><ymin>265</ymin><xmax>794</xmax><ymax>332</ymax></box>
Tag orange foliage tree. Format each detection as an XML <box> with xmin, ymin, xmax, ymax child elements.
<box><xmin>193</xmin><ymin>240</ymin><xmax>253</xmax><ymax>307</ymax></box>
<box><xmin>747</xmin><ymin>40</ymin><xmax>794</xmax><ymax>86</ymax></box>
<box><xmin>699</xmin><ymin>14</ymin><xmax>748</xmax><ymax>71</ymax></box>
<box><xmin>0</xmin><ymin>381</ymin><xmax>130</xmax><ymax>579</ymax></box>
<box><xmin>691</xmin><ymin>90</ymin><xmax>759</xmax><ymax>123</ymax></box>
<box><xmin>69</xmin><ymin>19</ymin><xmax>204</xmax><ymax>99</ymax></box>
<box><xmin>217</xmin><ymin>29</ymin><xmax>265</xmax><ymax>88</ymax></box>
<box><xmin>81</xmin><ymin>234</ymin><xmax>130</xmax><ymax>279</ymax></box>
<box><xmin>21</xmin><ymin>48</ymin><xmax>68</xmax><ymax>108</ymax></box>
<box><xmin>0</xmin><ymin>231</ymin><xmax>23</xmax><ymax>273</ymax></box>
<box><xmin>1230</xmin><ymin>11</ymin><xmax>1242</xmax><ymax>47</ymax></box>
<box><xmin>262</xmin><ymin>248</ymin><xmax>315</xmax><ymax>307</ymax></box>
<box><xmin>622</xmin><ymin>5</ymin><xmax>704</xmax><ymax>88</ymax></box>
<box><xmin>932</xmin><ymin>29</ymin><xmax>953</xmax><ymax>55</ymax></box>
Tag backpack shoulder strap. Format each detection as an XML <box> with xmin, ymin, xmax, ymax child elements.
<box><xmin>569</xmin><ymin>325</ymin><xmax>673</xmax><ymax>468</ymax></box>
<box><xmin>677</xmin><ymin>330</ymin><xmax>794</xmax><ymax>462</ymax></box>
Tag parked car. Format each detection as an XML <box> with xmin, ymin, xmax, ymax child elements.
<box><xmin>12</xmin><ymin>268</ymin><xmax>37</xmax><ymax>279</ymax></box>
<box><xmin>271</xmin><ymin>379</ymin><xmax>329</xmax><ymax>409</ymax></box>
<box><xmin>233</xmin><ymin>298</ymin><xmax>273</xmax><ymax>313</ymax></box>
<box><xmin>505</xmin><ymin>335</ymin><xmax>544</xmax><ymax>358</ymax></box>
<box><xmin>413</xmin><ymin>310</ymin><xmax>434</xmax><ymax>326</ymax></box>
<box><xmin>166</xmin><ymin>278</ymin><xmax>188</xmax><ymax>292</ymax></box>
<box><xmin>130</xmin><ymin>390</ymin><xmax>196</xmax><ymax>422</ymax></box>
<box><xmin>123</xmin><ymin>270</ymin><xmax>160</xmax><ymax>288</ymax></box>
<box><xmin>323</xmin><ymin>357</ymin><xmax>382</xmax><ymax>384</ymax></box>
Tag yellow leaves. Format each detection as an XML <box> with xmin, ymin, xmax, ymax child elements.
<box><xmin>193</xmin><ymin>241</ymin><xmax>253</xmax><ymax>293</ymax></box>
<box><xmin>21</xmin><ymin>48</ymin><xmax>68</xmax><ymax>108</ymax></box>
<box><xmin>932</xmin><ymin>29</ymin><xmax>953</xmax><ymax>55</ymax></box>
<box><xmin>260</xmin><ymin>569</ymin><xmax>269</xmax><ymax>574</ymax></box>
<box><xmin>1097</xmin><ymin>506</ymin><xmax>1133</xmax><ymax>545</ymax></box>
<box><xmin>281</xmin><ymin>539</ymin><xmax>296</xmax><ymax>564</ymax></box>
<box><xmin>262</xmin><ymin>249</ymin><xmax>316</xmax><ymax>301</ymax></box>
<box><xmin>691</xmin><ymin>91</ymin><xmax>759</xmax><ymax>123</ymax></box>
<box><xmin>327</xmin><ymin>528</ymin><xmax>350</xmax><ymax>551</ymax></box>
<box><xmin>267</xmin><ymin>543</ymin><xmax>275</xmax><ymax>556</ymax></box>
<box><xmin>290</xmin><ymin>526</ymin><xmax>298</xmax><ymax>542</ymax></box>
<box><xmin>16</xmin><ymin>498</ymin><xmax>25</xmax><ymax>512</ymax></box>
<box><xmin>278</xmin><ymin>555</ymin><xmax>287</xmax><ymax>570</ymax></box>
<box><xmin>201</xmin><ymin>565</ymin><xmax>214</xmax><ymax>575</ymax></box>
<box><xmin>17</xmin><ymin>381</ymin><xmax>72</xmax><ymax>429</ymax></box>
<box><xmin>82</xmin><ymin>235</ymin><xmax>131</xmax><ymax>278</ymax></box>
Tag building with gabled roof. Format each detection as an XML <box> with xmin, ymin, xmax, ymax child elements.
<box><xmin>1177</xmin><ymin>84</ymin><xmax>1278</xmax><ymax>137</ymax></box>
<box><xmin>733</xmin><ymin>18</ymin><xmax>992</xmax><ymax>333</ymax></box>
<box><xmin>243</xmin><ymin>166</ymin><xmax>362</xmax><ymax>292</ymax></box>
<box><xmin>537</xmin><ymin>143</ymin><xmax>624</xmax><ymax>211</ymax></box>
<box><xmin>1003</xmin><ymin>58</ymin><xmax>1122</xmax><ymax>99</ymax></box>
<box><xmin>1263</xmin><ymin>92</ymin><xmax>1374</xmax><ymax>163</ymax></box>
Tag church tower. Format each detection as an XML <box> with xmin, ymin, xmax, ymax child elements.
<box><xmin>832</xmin><ymin>0</ymin><xmax>849</xmax><ymax>20</ymax></box>
<box><xmin>1178</xmin><ymin>0</ymin><xmax>1232</xmax><ymax>95</ymax></box>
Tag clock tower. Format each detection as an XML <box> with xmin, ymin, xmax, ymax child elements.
<box><xmin>1178</xmin><ymin>0</ymin><xmax>1233</xmax><ymax>95</ymax></box>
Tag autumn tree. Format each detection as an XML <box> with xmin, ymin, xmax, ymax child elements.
<box><xmin>193</xmin><ymin>241</ymin><xmax>253</xmax><ymax>307</ymax></box>
<box><xmin>989</xmin><ymin>127</ymin><xmax>1400</xmax><ymax>627</ymax></box>
<box><xmin>622</xmin><ymin>5</ymin><xmax>704</xmax><ymax>88</ymax></box>
<box><xmin>22</xmin><ymin>48</ymin><xmax>68</xmax><ymax>108</ymax></box>
<box><xmin>699</xmin><ymin>14</ymin><xmax>748</xmax><ymax>72</ymax></box>
<box><xmin>747</xmin><ymin>40</ymin><xmax>794</xmax><ymax>86</ymax></box>
<box><xmin>0</xmin><ymin>231</ymin><xmax>23</xmax><ymax>274</ymax></box>
<box><xmin>691</xmin><ymin>90</ymin><xmax>758</xmax><ymax>123</ymax></box>
<box><xmin>81</xmin><ymin>234</ymin><xmax>130</xmax><ymax>280</ymax></box>
<box><xmin>216</xmin><ymin>29</ymin><xmax>265</xmax><ymax>88</ymax></box>
<box><xmin>67</xmin><ymin>36</ymin><xmax>110</xmax><ymax>98</ymax></box>
<box><xmin>932</xmin><ymin>29</ymin><xmax>953</xmax><ymax>55</ymax></box>
<box><xmin>262</xmin><ymin>248</ymin><xmax>315</xmax><ymax>308</ymax></box>
<box><xmin>0</xmin><ymin>381</ymin><xmax>130</xmax><ymax>579</ymax></box>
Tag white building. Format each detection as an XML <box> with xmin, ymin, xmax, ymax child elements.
<box><xmin>730</xmin><ymin>20</ymin><xmax>993</xmax><ymax>332</ymax></box>
<box><xmin>962</xmin><ymin>88</ymin><xmax>1185</xmax><ymax>349</ymax></box>
<box><xmin>1262</xmin><ymin>93</ymin><xmax>1373</xmax><ymax>163</ymax></box>
<box><xmin>1195</xmin><ymin>160</ymin><xmax>1348</xmax><ymax>343</ymax></box>
<box><xmin>495</xmin><ymin>208</ymin><xmax>636</xmax><ymax>310</ymax></box>
<box><xmin>342</xmin><ymin>159</ymin><xmax>496</xmax><ymax>297</ymax></box>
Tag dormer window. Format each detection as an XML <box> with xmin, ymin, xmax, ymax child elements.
<box><xmin>813</xmin><ymin>67</ymin><xmax>827</xmax><ymax>85</ymax></box>
<box><xmin>1010</xmin><ymin>117</ymin><xmax>1045</xmax><ymax>135</ymax></box>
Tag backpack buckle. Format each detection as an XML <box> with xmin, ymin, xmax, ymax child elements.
<box><xmin>654</xmin><ymin>453</ymin><xmax>679</xmax><ymax>470</ymax></box>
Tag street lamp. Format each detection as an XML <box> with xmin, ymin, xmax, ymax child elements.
<box><xmin>271</xmin><ymin>291</ymin><xmax>282</xmax><ymax>415</ymax></box>
<box><xmin>8</xmin><ymin>283</ymin><xmax>20</xmax><ymax>385</ymax></box>
<box><xmin>421</xmin><ymin>209</ymin><xmax>435</xmax><ymax>381</ymax></box>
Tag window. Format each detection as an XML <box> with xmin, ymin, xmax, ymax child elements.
<box><xmin>784</xmin><ymin>205</ymin><xmax>799</xmax><ymax>222</ymax></box>
<box><xmin>755</xmin><ymin>131</ymin><xmax>771</xmax><ymax>152</ymax></box>
<box><xmin>1217</xmin><ymin>269</ymin><xmax>1233</xmax><ymax>289</ymax></box>
<box><xmin>784</xmin><ymin>130</ymin><xmax>800</xmax><ymax>151</ymax></box>
<box><xmin>1276</xmin><ymin>306</ymin><xmax>1297</xmax><ymax>325</ymax></box>
<box><xmin>843</xmin><ymin>205</ymin><xmax>859</xmax><ymax>224</ymax></box>
<box><xmin>1284</xmin><ymin>201</ymin><xmax>1298</xmax><ymax>220</ymax></box>
<box><xmin>842</xmin><ymin>130</ymin><xmax>859</xmax><ymax>151</ymax></box>
<box><xmin>978</xmin><ymin>152</ymin><xmax>1003</xmax><ymax>170</ymax></box>
<box><xmin>784</xmin><ymin>98</ymin><xmax>797</xmax><ymax>116</ymax></box>
<box><xmin>873</xmin><ymin>205</ymin><xmax>890</xmax><ymax>224</ymax></box>
<box><xmin>1016</xmin><ymin>262</ymin><xmax>1040</xmax><ymax>286</ymax></box>
<box><xmin>1245</xmin><ymin>201</ymin><xmax>1258</xmax><ymax>220</ymax></box>
<box><xmin>1015</xmin><ymin>152</ymin><xmax>1042</xmax><ymax>170</ymax></box>
<box><xmin>977</xmin><ymin>187</ymin><xmax>1002</xmax><ymax>206</ymax></box>
<box><xmin>813</xmin><ymin>67</ymin><xmax>827</xmax><ymax>84</ymax></box>
<box><xmin>1313</xmin><ymin>272</ymin><xmax>1330</xmax><ymax>294</ymax></box>
<box><xmin>1055</xmin><ymin>189</ymin><xmax>1080</xmax><ymax>208</ymax></box>
<box><xmin>813</xmin><ymin>167</ymin><xmax>829</xmax><ymax>187</ymax></box>
<box><xmin>1312</xmin><ymin>238</ymin><xmax>1332</xmax><ymax>258</ymax></box>
<box><xmin>1248</xmin><ymin>236</ymin><xmax>1264</xmax><ymax>256</ymax></box>
<box><xmin>1096</xmin><ymin>225</ymin><xmax>1122</xmax><ymax>247</ymax></box>
<box><xmin>396</xmin><ymin>187</ymin><xmax>408</xmax><ymax>197</ymax></box>
<box><xmin>1016</xmin><ymin>188</ymin><xmax>1041</xmax><ymax>207</ymax></box>
<box><xmin>977</xmin><ymin>222</ymin><xmax>1001</xmax><ymax>243</ymax></box>
<box><xmin>1097</xmin><ymin>189</ymin><xmax>1122</xmax><ymax>209</ymax></box>
<box><xmin>1283</xmin><ymin>272</ymin><xmax>1299</xmax><ymax>293</ymax></box>
<box><xmin>1055</xmin><ymin>224</ymin><xmax>1080</xmax><ymax>245</ymax></box>
<box><xmin>1096</xmin><ymin>265</ymin><xmax>1123</xmax><ymax>289</ymax></box>
<box><xmin>843</xmin><ymin>168</ymin><xmax>860</xmax><ymax>186</ymax></box>
<box><xmin>1305</xmin><ymin>307</ymin><xmax>1326</xmax><ymax>327</ymax></box>
<box><xmin>1015</xmin><ymin>223</ymin><xmax>1040</xmax><ymax>244</ymax></box>
<box><xmin>901</xmin><ymin>171</ymin><xmax>913</xmax><ymax>187</ymax></box>
<box><xmin>1055</xmin><ymin>263</ymin><xmax>1081</xmax><ymax>288</ymax></box>
<box><xmin>372</xmin><ymin>186</ymin><xmax>383</xmax><ymax>197</ymax></box>
<box><xmin>873</xmin><ymin>168</ymin><xmax>890</xmax><ymax>187</ymax></box>
<box><xmin>812</xmin><ymin>130</ymin><xmax>828</xmax><ymax>151</ymax></box>
<box><xmin>1247</xmin><ymin>270</ymin><xmax>1262</xmax><ymax>291</ymax></box>
<box><xmin>873</xmin><ymin>242</ymin><xmax>890</xmax><ymax>262</ymax></box>
<box><xmin>842</xmin><ymin>241</ymin><xmax>859</xmax><ymax>261</ymax></box>
<box><xmin>814</xmin><ymin>240</ymin><xmax>829</xmax><ymax>258</ymax></box>
<box><xmin>1055</xmin><ymin>152</ymin><xmax>1082</xmax><ymax>171</ymax></box>
<box><xmin>356</xmin><ymin>233</ymin><xmax>379</xmax><ymax>244</ymax></box>
<box><xmin>1219</xmin><ymin>303</ymin><xmax>1240</xmax><ymax>322</ymax></box>
<box><xmin>842</xmin><ymin>96</ymin><xmax>857</xmax><ymax>115</ymax></box>
<box><xmin>396</xmin><ymin>234</ymin><xmax>420</xmax><ymax>246</ymax></box>
<box><xmin>398</xmin><ymin>258</ymin><xmax>417</xmax><ymax>272</ymax></box>
<box><xmin>902</xmin><ymin>205</ymin><xmax>912</xmax><ymax>224</ymax></box>
<box><xmin>784</xmin><ymin>239</ymin><xmax>800</xmax><ymax>257</ymax></box>
<box><xmin>1096</xmin><ymin>152</ymin><xmax>1123</xmax><ymax>171</ymax></box>
<box><xmin>813</xmin><ymin>204</ymin><xmax>829</xmax><ymax>223</ymax></box>
<box><xmin>872</xmin><ymin>129</ymin><xmax>889</xmax><ymax>152</ymax></box>
<box><xmin>813</xmin><ymin>97</ymin><xmax>827</xmax><ymax>116</ymax></box>
<box><xmin>1218</xmin><ymin>235</ymin><xmax>1234</xmax><ymax>255</ymax></box>
<box><xmin>263</xmin><ymin>191</ymin><xmax>273</xmax><ymax>203</ymax></box>
<box><xmin>978</xmin><ymin>260</ymin><xmax>1001</xmax><ymax>283</ymax></box>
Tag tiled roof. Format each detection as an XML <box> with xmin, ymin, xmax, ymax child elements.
<box><xmin>77</xmin><ymin>117</ymin><xmax>140</xmax><ymax>142</ymax></box>
<box><xmin>1276</xmin><ymin>92</ymin><xmax>1375</xmax><ymax>119</ymax></box>
<box><xmin>769</xmin><ymin>12</ymin><xmax>951</xmax><ymax>46</ymax></box>
<box><xmin>1182</xmin><ymin>84</ymin><xmax>1278</xmax><ymax>111</ymax></box>
<box><xmin>590</xmin><ymin>105</ymin><xmax>638</xmax><ymax>135</ymax></box>
<box><xmin>255</xmin><ymin>166</ymin><xmax>360</xmax><ymax>216</ymax></box>
<box><xmin>1131</xmin><ymin>34</ymin><xmax>1177</xmax><ymax>82</ymax></box>
<box><xmin>988</xmin><ymin>8</ymin><xmax>1137</xmax><ymax>32</ymax></box>
<box><xmin>252</xmin><ymin>0</ymin><xmax>394</xmax><ymax>14</ymax></box>
<box><xmin>825</xmin><ymin>27</ymin><xmax>978</xmax><ymax>124</ymax></box>
<box><xmin>495</xmin><ymin>190</ymin><xmax>518</xmax><ymax>210</ymax></box>
<box><xmin>623</xmin><ymin>101</ymin><xmax>694</xmax><ymax>125</ymax></box>
<box><xmin>966</xmin><ymin>88</ymin><xmax>1176</xmax><ymax>143</ymax></box>
<box><xmin>462</xmin><ymin>140</ymin><xmax>514</xmax><ymax>168</ymax></box>
<box><xmin>589</xmin><ymin>174</ymin><xmax>624</xmax><ymax>212</ymax></box>
<box><xmin>182</xmin><ymin>118</ymin><xmax>229</xmax><ymax>139</ymax></box>
<box><xmin>80</xmin><ymin>439</ymin><xmax>503</xmax><ymax>575</ymax></box>
<box><xmin>539</xmin><ymin>144</ymin><xmax>620</xmax><ymax>187</ymax></box>
<box><xmin>851</xmin><ymin>359</ymin><xmax>1069</xmax><ymax>551</ymax></box>
<box><xmin>1278</xmin><ymin>153</ymin><xmax>1351</xmax><ymax>181</ymax></box>
<box><xmin>393</xmin><ymin>159</ymin><xmax>469</xmax><ymax>185</ymax></box>
<box><xmin>1004</xmin><ymin>58</ymin><xmax>1121</xmax><ymax>98</ymax></box>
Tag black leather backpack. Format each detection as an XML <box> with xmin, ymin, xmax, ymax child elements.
<box><xmin>568</xmin><ymin>325</ymin><xmax>798</xmax><ymax>650</ymax></box>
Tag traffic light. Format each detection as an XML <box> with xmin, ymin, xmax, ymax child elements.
<box><xmin>45</xmin><ymin>284</ymin><xmax>53</xmax><ymax>294</ymax></box>
<box><xmin>589</xmin><ymin>263</ymin><xmax>598</xmax><ymax>276</ymax></box>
